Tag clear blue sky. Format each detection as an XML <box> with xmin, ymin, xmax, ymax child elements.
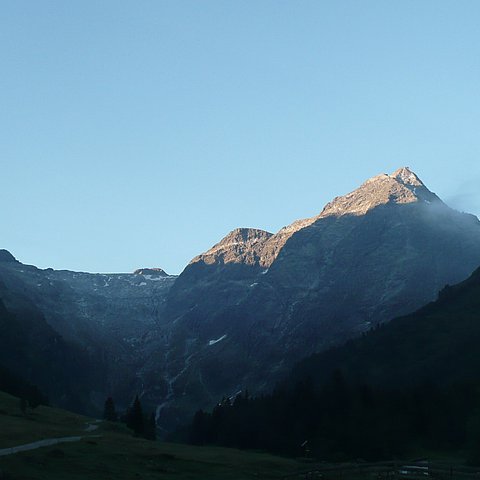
<box><xmin>2</xmin><ymin>1</ymin><xmax>480</xmax><ymax>274</ymax></box>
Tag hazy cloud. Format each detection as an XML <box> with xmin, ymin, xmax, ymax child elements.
<box><xmin>444</xmin><ymin>178</ymin><xmax>480</xmax><ymax>218</ymax></box>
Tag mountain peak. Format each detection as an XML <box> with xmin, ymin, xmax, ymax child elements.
<box><xmin>220</xmin><ymin>228</ymin><xmax>273</xmax><ymax>245</ymax></box>
<box><xmin>191</xmin><ymin>228</ymin><xmax>273</xmax><ymax>266</ymax></box>
<box><xmin>188</xmin><ymin>168</ymin><xmax>441</xmax><ymax>270</ymax></box>
<box><xmin>320</xmin><ymin>167</ymin><xmax>439</xmax><ymax>218</ymax></box>
<box><xmin>133</xmin><ymin>267</ymin><xmax>169</xmax><ymax>276</ymax></box>
<box><xmin>0</xmin><ymin>250</ymin><xmax>18</xmax><ymax>263</ymax></box>
<box><xmin>389</xmin><ymin>167</ymin><xmax>424</xmax><ymax>187</ymax></box>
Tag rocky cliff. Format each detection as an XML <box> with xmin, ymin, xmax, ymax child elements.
<box><xmin>0</xmin><ymin>254</ymin><xmax>176</xmax><ymax>413</ymax></box>
<box><xmin>154</xmin><ymin>167</ymin><xmax>480</xmax><ymax>428</ymax></box>
<box><xmin>3</xmin><ymin>167</ymin><xmax>480</xmax><ymax>430</ymax></box>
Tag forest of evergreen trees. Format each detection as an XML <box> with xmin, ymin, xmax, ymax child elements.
<box><xmin>181</xmin><ymin>373</ymin><xmax>480</xmax><ymax>463</ymax></box>
<box><xmin>103</xmin><ymin>395</ymin><xmax>157</xmax><ymax>441</ymax></box>
<box><xmin>177</xmin><ymin>266</ymin><xmax>480</xmax><ymax>462</ymax></box>
<box><xmin>0</xmin><ymin>363</ymin><xmax>48</xmax><ymax>408</ymax></box>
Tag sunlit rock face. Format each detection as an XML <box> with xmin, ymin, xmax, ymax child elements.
<box><xmin>191</xmin><ymin>228</ymin><xmax>274</xmax><ymax>267</ymax></box>
<box><xmin>154</xmin><ymin>167</ymin><xmax>480</xmax><ymax>428</ymax></box>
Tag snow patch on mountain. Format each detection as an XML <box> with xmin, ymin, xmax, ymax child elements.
<box><xmin>208</xmin><ymin>334</ymin><xmax>227</xmax><ymax>346</ymax></box>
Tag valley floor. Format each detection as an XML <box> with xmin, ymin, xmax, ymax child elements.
<box><xmin>0</xmin><ymin>391</ymin><xmax>305</xmax><ymax>479</ymax></box>
<box><xmin>2</xmin><ymin>391</ymin><xmax>477</xmax><ymax>480</ymax></box>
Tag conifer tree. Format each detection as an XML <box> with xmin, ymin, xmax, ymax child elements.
<box><xmin>126</xmin><ymin>395</ymin><xmax>144</xmax><ymax>435</ymax></box>
<box><xmin>103</xmin><ymin>396</ymin><xmax>117</xmax><ymax>421</ymax></box>
<box><xmin>19</xmin><ymin>397</ymin><xmax>27</xmax><ymax>415</ymax></box>
<box><xmin>27</xmin><ymin>385</ymin><xmax>45</xmax><ymax>411</ymax></box>
<box><xmin>190</xmin><ymin>409</ymin><xmax>207</xmax><ymax>445</ymax></box>
<box><xmin>144</xmin><ymin>412</ymin><xmax>157</xmax><ymax>441</ymax></box>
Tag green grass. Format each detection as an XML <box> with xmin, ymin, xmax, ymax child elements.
<box><xmin>1</xmin><ymin>391</ymin><xmax>473</xmax><ymax>479</ymax></box>
<box><xmin>0</xmin><ymin>391</ymin><xmax>306</xmax><ymax>479</ymax></box>
<box><xmin>1</xmin><ymin>438</ymin><xmax>306</xmax><ymax>480</ymax></box>
<box><xmin>0</xmin><ymin>391</ymin><xmax>90</xmax><ymax>448</ymax></box>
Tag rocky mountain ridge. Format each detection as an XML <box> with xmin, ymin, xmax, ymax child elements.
<box><xmin>0</xmin><ymin>255</ymin><xmax>177</xmax><ymax>413</ymax></box>
<box><xmin>155</xmin><ymin>167</ymin><xmax>480</xmax><ymax>428</ymax></box>
<box><xmin>190</xmin><ymin>167</ymin><xmax>441</xmax><ymax>272</ymax></box>
<box><xmin>3</xmin><ymin>167</ymin><xmax>480</xmax><ymax>429</ymax></box>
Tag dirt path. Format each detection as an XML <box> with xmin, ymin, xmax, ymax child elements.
<box><xmin>0</xmin><ymin>421</ymin><xmax>102</xmax><ymax>457</ymax></box>
<box><xmin>0</xmin><ymin>436</ymin><xmax>83</xmax><ymax>456</ymax></box>
<box><xmin>84</xmin><ymin>420</ymin><xmax>100</xmax><ymax>432</ymax></box>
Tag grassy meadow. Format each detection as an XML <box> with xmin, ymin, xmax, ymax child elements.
<box><xmin>0</xmin><ymin>391</ymin><xmax>306</xmax><ymax>479</ymax></box>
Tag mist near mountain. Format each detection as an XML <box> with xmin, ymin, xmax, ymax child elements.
<box><xmin>444</xmin><ymin>176</ymin><xmax>480</xmax><ymax>218</ymax></box>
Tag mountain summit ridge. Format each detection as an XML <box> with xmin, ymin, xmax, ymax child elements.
<box><xmin>390</xmin><ymin>166</ymin><xmax>425</xmax><ymax>186</ymax></box>
<box><xmin>158</xmin><ymin>166</ymin><xmax>480</xmax><ymax>429</ymax></box>
<box><xmin>3</xmin><ymin>166</ymin><xmax>480</xmax><ymax>431</ymax></box>
<box><xmin>320</xmin><ymin>166</ymin><xmax>440</xmax><ymax>218</ymax></box>
<box><xmin>190</xmin><ymin>167</ymin><xmax>441</xmax><ymax>269</ymax></box>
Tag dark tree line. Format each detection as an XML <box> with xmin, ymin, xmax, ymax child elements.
<box><xmin>178</xmin><ymin>264</ymin><xmax>480</xmax><ymax>462</ymax></box>
<box><xmin>103</xmin><ymin>395</ymin><xmax>156</xmax><ymax>441</ymax></box>
<box><xmin>183</xmin><ymin>373</ymin><xmax>480</xmax><ymax>463</ymax></box>
<box><xmin>0</xmin><ymin>364</ymin><xmax>48</xmax><ymax>408</ymax></box>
